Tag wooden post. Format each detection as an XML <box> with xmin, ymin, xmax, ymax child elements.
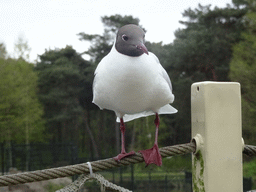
<box><xmin>191</xmin><ymin>82</ymin><xmax>243</xmax><ymax>192</ymax></box>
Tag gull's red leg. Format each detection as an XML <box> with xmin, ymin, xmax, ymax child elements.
<box><xmin>139</xmin><ymin>113</ymin><xmax>162</xmax><ymax>166</ymax></box>
<box><xmin>113</xmin><ymin>118</ymin><xmax>135</xmax><ymax>161</ymax></box>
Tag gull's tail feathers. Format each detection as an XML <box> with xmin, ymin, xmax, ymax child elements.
<box><xmin>116</xmin><ymin>104</ymin><xmax>178</xmax><ymax>123</ymax></box>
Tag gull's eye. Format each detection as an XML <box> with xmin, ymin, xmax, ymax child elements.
<box><xmin>122</xmin><ymin>34</ymin><xmax>128</xmax><ymax>41</ymax></box>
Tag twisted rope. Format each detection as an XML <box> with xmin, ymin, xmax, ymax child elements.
<box><xmin>243</xmin><ymin>145</ymin><xmax>256</xmax><ymax>156</ymax></box>
<box><xmin>0</xmin><ymin>143</ymin><xmax>195</xmax><ymax>186</ymax></box>
<box><xmin>0</xmin><ymin>142</ymin><xmax>255</xmax><ymax>187</ymax></box>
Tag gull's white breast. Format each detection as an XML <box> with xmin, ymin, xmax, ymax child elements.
<box><xmin>93</xmin><ymin>46</ymin><xmax>176</xmax><ymax>120</ymax></box>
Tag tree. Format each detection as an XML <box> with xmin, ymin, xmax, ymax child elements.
<box><xmin>14</xmin><ymin>35</ymin><xmax>31</xmax><ymax>61</ymax></box>
<box><xmin>0</xmin><ymin>43</ymin><xmax>7</xmax><ymax>59</ymax></box>
<box><xmin>36</xmin><ymin>46</ymin><xmax>88</xmax><ymax>146</ymax></box>
<box><xmin>229</xmin><ymin>0</ymin><xmax>256</xmax><ymax>145</ymax></box>
<box><xmin>0</xmin><ymin>58</ymin><xmax>46</xmax><ymax>143</ymax></box>
<box><xmin>158</xmin><ymin>3</ymin><xmax>249</xmax><ymax>145</ymax></box>
<box><xmin>35</xmin><ymin>45</ymin><xmax>103</xmax><ymax>160</ymax></box>
<box><xmin>171</xmin><ymin>4</ymin><xmax>247</xmax><ymax>82</ymax></box>
<box><xmin>232</xmin><ymin>0</ymin><xmax>249</xmax><ymax>8</ymax></box>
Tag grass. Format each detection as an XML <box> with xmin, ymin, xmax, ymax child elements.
<box><xmin>44</xmin><ymin>182</ymin><xmax>67</xmax><ymax>192</ymax></box>
<box><xmin>243</xmin><ymin>158</ymin><xmax>256</xmax><ymax>188</ymax></box>
<box><xmin>100</xmin><ymin>168</ymin><xmax>185</xmax><ymax>183</ymax></box>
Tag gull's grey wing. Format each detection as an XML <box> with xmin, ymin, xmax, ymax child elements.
<box><xmin>149</xmin><ymin>52</ymin><xmax>173</xmax><ymax>92</ymax></box>
<box><xmin>160</xmin><ymin>66</ymin><xmax>172</xmax><ymax>92</ymax></box>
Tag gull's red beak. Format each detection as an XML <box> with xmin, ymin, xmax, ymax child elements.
<box><xmin>136</xmin><ymin>43</ymin><xmax>149</xmax><ymax>55</ymax></box>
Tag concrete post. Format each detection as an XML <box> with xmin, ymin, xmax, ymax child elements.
<box><xmin>191</xmin><ymin>82</ymin><xmax>243</xmax><ymax>192</ymax></box>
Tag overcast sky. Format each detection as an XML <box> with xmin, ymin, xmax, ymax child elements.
<box><xmin>0</xmin><ymin>0</ymin><xmax>233</xmax><ymax>62</ymax></box>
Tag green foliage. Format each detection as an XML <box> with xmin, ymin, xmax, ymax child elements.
<box><xmin>165</xmin><ymin>78</ymin><xmax>193</xmax><ymax>144</ymax></box>
<box><xmin>0</xmin><ymin>43</ymin><xmax>7</xmax><ymax>59</ymax></box>
<box><xmin>158</xmin><ymin>3</ymin><xmax>248</xmax><ymax>146</ymax></box>
<box><xmin>44</xmin><ymin>182</ymin><xmax>67</xmax><ymax>192</ymax></box>
<box><xmin>232</xmin><ymin>0</ymin><xmax>249</xmax><ymax>8</ymax></box>
<box><xmin>36</xmin><ymin>46</ymin><xmax>91</xmax><ymax>146</ymax></box>
<box><xmin>163</xmin><ymin>154</ymin><xmax>192</xmax><ymax>171</ymax></box>
<box><xmin>102</xmin><ymin>15</ymin><xmax>141</xmax><ymax>31</ymax></box>
<box><xmin>229</xmin><ymin>0</ymin><xmax>256</xmax><ymax>145</ymax></box>
<box><xmin>244</xmin><ymin>158</ymin><xmax>256</xmax><ymax>178</ymax></box>
<box><xmin>172</xmin><ymin>4</ymin><xmax>247</xmax><ymax>82</ymax></box>
<box><xmin>13</xmin><ymin>36</ymin><xmax>31</xmax><ymax>61</ymax></box>
<box><xmin>0</xmin><ymin>58</ymin><xmax>46</xmax><ymax>143</ymax></box>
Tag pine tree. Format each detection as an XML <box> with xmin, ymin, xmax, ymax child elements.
<box><xmin>229</xmin><ymin>0</ymin><xmax>256</xmax><ymax>144</ymax></box>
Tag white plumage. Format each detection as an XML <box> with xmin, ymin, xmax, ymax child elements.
<box><xmin>93</xmin><ymin>42</ymin><xmax>177</xmax><ymax>122</ymax></box>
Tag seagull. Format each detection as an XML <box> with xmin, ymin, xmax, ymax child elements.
<box><xmin>92</xmin><ymin>24</ymin><xmax>177</xmax><ymax>166</ymax></box>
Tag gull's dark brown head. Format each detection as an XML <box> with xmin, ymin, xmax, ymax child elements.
<box><xmin>115</xmin><ymin>24</ymin><xmax>148</xmax><ymax>57</ymax></box>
